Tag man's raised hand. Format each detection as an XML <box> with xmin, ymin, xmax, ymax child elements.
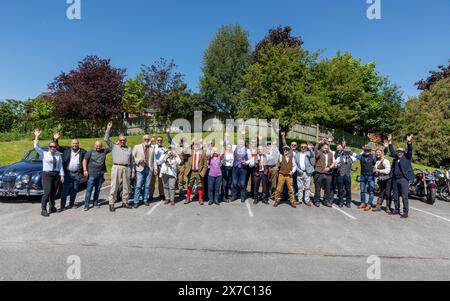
<box><xmin>34</xmin><ymin>128</ymin><xmax>41</xmax><ymax>138</ymax></box>
<box><xmin>53</xmin><ymin>132</ymin><xmax>60</xmax><ymax>140</ymax></box>
<box><xmin>407</xmin><ymin>134</ymin><xmax>414</xmax><ymax>143</ymax></box>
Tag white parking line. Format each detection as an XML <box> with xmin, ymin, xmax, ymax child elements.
<box><xmin>332</xmin><ymin>205</ymin><xmax>358</xmax><ymax>220</ymax></box>
<box><xmin>411</xmin><ymin>207</ymin><xmax>450</xmax><ymax>223</ymax></box>
<box><xmin>146</xmin><ymin>201</ymin><xmax>162</xmax><ymax>216</ymax></box>
<box><xmin>245</xmin><ymin>200</ymin><xmax>254</xmax><ymax>217</ymax></box>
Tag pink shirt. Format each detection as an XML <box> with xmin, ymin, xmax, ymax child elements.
<box><xmin>209</xmin><ymin>156</ymin><xmax>222</xmax><ymax>177</ymax></box>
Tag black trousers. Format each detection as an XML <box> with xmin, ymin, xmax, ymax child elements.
<box><xmin>41</xmin><ymin>171</ymin><xmax>60</xmax><ymax>211</ymax></box>
<box><xmin>253</xmin><ymin>172</ymin><xmax>269</xmax><ymax>200</ymax></box>
<box><xmin>378</xmin><ymin>178</ymin><xmax>392</xmax><ymax>208</ymax></box>
<box><xmin>314</xmin><ymin>173</ymin><xmax>333</xmax><ymax>204</ymax></box>
<box><xmin>392</xmin><ymin>178</ymin><xmax>409</xmax><ymax>213</ymax></box>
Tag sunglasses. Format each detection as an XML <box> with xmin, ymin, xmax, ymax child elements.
<box><xmin>119</xmin><ymin>140</ymin><xmax>126</xmax><ymax>142</ymax></box>
<box><xmin>49</xmin><ymin>146</ymin><xmax>57</xmax><ymax>149</ymax></box>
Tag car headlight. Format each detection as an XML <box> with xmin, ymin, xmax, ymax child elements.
<box><xmin>21</xmin><ymin>175</ymin><xmax>30</xmax><ymax>184</ymax></box>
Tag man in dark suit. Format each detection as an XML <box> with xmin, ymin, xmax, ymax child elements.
<box><xmin>252</xmin><ymin>146</ymin><xmax>270</xmax><ymax>205</ymax></box>
<box><xmin>388</xmin><ymin>134</ymin><xmax>414</xmax><ymax>219</ymax></box>
<box><xmin>53</xmin><ymin>132</ymin><xmax>87</xmax><ymax>211</ymax></box>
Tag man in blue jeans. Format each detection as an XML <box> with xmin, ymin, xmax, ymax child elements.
<box><xmin>232</xmin><ymin>140</ymin><xmax>251</xmax><ymax>203</ymax></box>
<box><xmin>355</xmin><ymin>145</ymin><xmax>377</xmax><ymax>211</ymax></box>
<box><xmin>83</xmin><ymin>141</ymin><xmax>111</xmax><ymax>211</ymax></box>
<box><xmin>53</xmin><ymin>133</ymin><xmax>86</xmax><ymax>211</ymax></box>
<box><xmin>132</xmin><ymin>135</ymin><xmax>158</xmax><ymax>208</ymax></box>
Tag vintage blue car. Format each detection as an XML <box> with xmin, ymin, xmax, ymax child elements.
<box><xmin>0</xmin><ymin>147</ymin><xmax>86</xmax><ymax>198</ymax></box>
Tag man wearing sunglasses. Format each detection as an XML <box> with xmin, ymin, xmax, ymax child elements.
<box><xmin>105</xmin><ymin>122</ymin><xmax>133</xmax><ymax>212</ymax></box>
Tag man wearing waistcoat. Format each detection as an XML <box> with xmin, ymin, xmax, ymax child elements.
<box><xmin>313</xmin><ymin>140</ymin><xmax>335</xmax><ymax>208</ymax></box>
<box><xmin>294</xmin><ymin>143</ymin><xmax>315</xmax><ymax>206</ymax></box>
<box><xmin>335</xmin><ymin>147</ymin><xmax>357</xmax><ymax>208</ymax></box>
<box><xmin>274</xmin><ymin>145</ymin><xmax>297</xmax><ymax>208</ymax></box>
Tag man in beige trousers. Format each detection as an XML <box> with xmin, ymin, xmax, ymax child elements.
<box><xmin>105</xmin><ymin>122</ymin><xmax>133</xmax><ymax>212</ymax></box>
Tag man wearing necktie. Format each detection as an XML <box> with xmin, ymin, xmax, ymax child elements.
<box><xmin>184</xmin><ymin>142</ymin><xmax>207</xmax><ymax>205</ymax></box>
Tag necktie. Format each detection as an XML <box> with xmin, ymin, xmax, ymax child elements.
<box><xmin>193</xmin><ymin>152</ymin><xmax>198</xmax><ymax>171</ymax></box>
<box><xmin>52</xmin><ymin>155</ymin><xmax>57</xmax><ymax>171</ymax></box>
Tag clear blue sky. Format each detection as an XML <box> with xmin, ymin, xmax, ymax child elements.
<box><xmin>1</xmin><ymin>0</ymin><xmax>449</xmax><ymax>101</ymax></box>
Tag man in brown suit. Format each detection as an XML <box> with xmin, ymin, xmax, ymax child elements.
<box><xmin>274</xmin><ymin>145</ymin><xmax>297</xmax><ymax>208</ymax></box>
<box><xmin>253</xmin><ymin>146</ymin><xmax>270</xmax><ymax>205</ymax></box>
<box><xmin>313</xmin><ymin>139</ymin><xmax>336</xmax><ymax>208</ymax></box>
<box><xmin>184</xmin><ymin>142</ymin><xmax>208</xmax><ymax>205</ymax></box>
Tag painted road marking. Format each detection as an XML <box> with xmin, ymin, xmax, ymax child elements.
<box><xmin>411</xmin><ymin>207</ymin><xmax>450</xmax><ymax>223</ymax></box>
<box><xmin>245</xmin><ymin>200</ymin><xmax>254</xmax><ymax>217</ymax></box>
<box><xmin>146</xmin><ymin>201</ymin><xmax>162</xmax><ymax>216</ymax></box>
<box><xmin>332</xmin><ymin>205</ymin><xmax>358</xmax><ymax>220</ymax></box>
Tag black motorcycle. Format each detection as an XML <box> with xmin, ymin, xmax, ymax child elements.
<box><xmin>435</xmin><ymin>169</ymin><xmax>450</xmax><ymax>202</ymax></box>
<box><xmin>409</xmin><ymin>169</ymin><xmax>437</xmax><ymax>205</ymax></box>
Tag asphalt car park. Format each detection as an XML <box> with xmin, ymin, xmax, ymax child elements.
<box><xmin>0</xmin><ymin>187</ymin><xmax>449</xmax><ymax>281</ymax></box>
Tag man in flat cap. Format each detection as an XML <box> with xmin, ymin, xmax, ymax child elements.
<box><xmin>354</xmin><ymin>145</ymin><xmax>377</xmax><ymax>211</ymax></box>
<box><xmin>387</xmin><ymin>134</ymin><xmax>414</xmax><ymax>218</ymax></box>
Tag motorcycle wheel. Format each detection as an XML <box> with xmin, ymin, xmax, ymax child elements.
<box><xmin>440</xmin><ymin>186</ymin><xmax>450</xmax><ymax>202</ymax></box>
<box><xmin>427</xmin><ymin>188</ymin><xmax>437</xmax><ymax>205</ymax></box>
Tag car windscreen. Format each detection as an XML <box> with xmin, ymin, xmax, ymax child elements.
<box><xmin>24</xmin><ymin>150</ymin><xmax>44</xmax><ymax>162</ymax></box>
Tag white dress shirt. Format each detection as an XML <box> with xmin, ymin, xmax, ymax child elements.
<box><xmin>34</xmin><ymin>140</ymin><xmax>64</xmax><ymax>176</ymax></box>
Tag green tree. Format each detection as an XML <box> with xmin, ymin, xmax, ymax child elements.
<box><xmin>401</xmin><ymin>77</ymin><xmax>450</xmax><ymax>167</ymax></box>
<box><xmin>0</xmin><ymin>99</ymin><xmax>25</xmax><ymax>132</ymax></box>
<box><xmin>235</xmin><ymin>44</ymin><xmax>321</xmax><ymax>134</ymax></box>
<box><xmin>122</xmin><ymin>72</ymin><xmax>146</xmax><ymax>114</ymax></box>
<box><xmin>200</xmin><ymin>24</ymin><xmax>251</xmax><ymax>116</ymax></box>
<box><xmin>312</xmin><ymin>52</ymin><xmax>392</xmax><ymax>134</ymax></box>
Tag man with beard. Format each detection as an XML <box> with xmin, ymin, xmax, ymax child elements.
<box><xmin>388</xmin><ymin>134</ymin><xmax>414</xmax><ymax>218</ymax></box>
<box><xmin>53</xmin><ymin>132</ymin><xmax>86</xmax><ymax>211</ymax></box>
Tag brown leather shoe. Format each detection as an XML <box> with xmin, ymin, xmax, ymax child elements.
<box><xmin>273</xmin><ymin>201</ymin><xmax>280</xmax><ymax>208</ymax></box>
<box><xmin>290</xmin><ymin>203</ymin><xmax>297</xmax><ymax>209</ymax></box>
<box><xmin>164</xmin><ymin>200</ymin><xmax>170</xmax><ymax>205</ymax></box>
<box><xmin>122</xmin><ymin>203</ymin><xmax>132</xmax><ymax>209</ymax></box>
<box><xmin>364</xmin><ymin>205</ymin><xmax>372</xmax><ymax>212</ymax></box>
<box><xmin>357</xmin><ymin>204</ymin><xmax>366</xmax><ymax>209</ymax></box>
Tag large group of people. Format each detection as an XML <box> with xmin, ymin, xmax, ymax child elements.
<box><xmin>33</xmin><ymin>123</ymin><xmax>415</xmax><ymax>219</ymax></box>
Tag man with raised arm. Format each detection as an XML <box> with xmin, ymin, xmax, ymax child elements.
<box><xmin>104</xmin><ymin>121</ymin><xmax>133</xmax><ymax>212</ymax></box>
<box><xmin>388</xmin><ymin>134</ymin><xmax>414</xmax><ymax>219</ymax></box>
